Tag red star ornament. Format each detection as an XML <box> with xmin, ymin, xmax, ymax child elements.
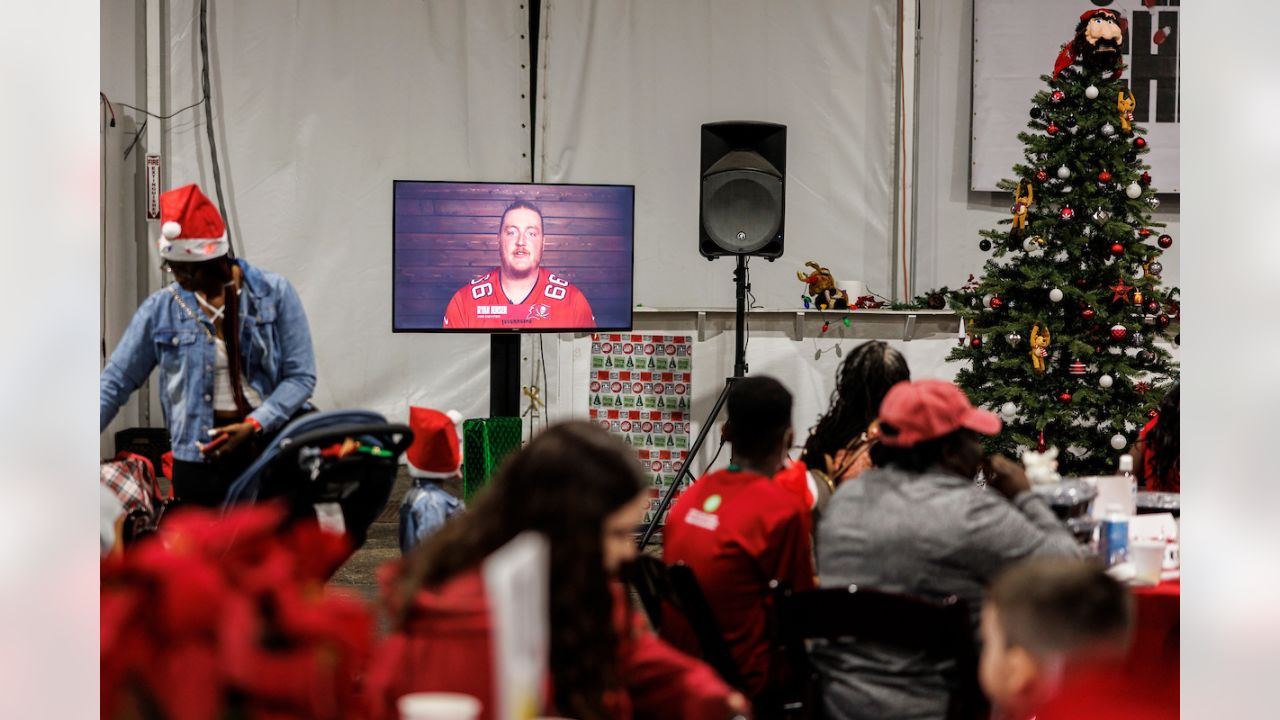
<box><xmin>1109</xmin><ymin>281</ymin><xmax>1134</xmax><ymax>303</ymax></box>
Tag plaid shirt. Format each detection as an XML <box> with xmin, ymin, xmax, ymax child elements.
<box><xmin>101</xmin><ymin>454</ymin><xmax>158</xmax><ymax>518</ymax></box>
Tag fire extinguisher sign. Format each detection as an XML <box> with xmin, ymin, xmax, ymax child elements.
<box><xmin>145</xmin><ymin>154</ymin><xmax>161</xmax><ymax>219</ymax></box>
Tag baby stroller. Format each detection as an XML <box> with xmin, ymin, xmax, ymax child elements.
<box><xmin>223</xmin><ymin>409</ymin><xmax>413</xmax><ymax>562</ymax></box>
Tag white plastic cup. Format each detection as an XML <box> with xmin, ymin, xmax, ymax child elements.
<box><xmin>837</xmin><ymin>280</ymin><xmax>868</xmax><ymax>303</ymax></box>
<box><xmin>1131</xmin><ymin>541</ymin><xmax>1165</xmax><ymax>586</ymax></box>
<box><xmin>397</xmin><ymin>693</ymin><xmax>482</xmax><ymax>720</ymax></box>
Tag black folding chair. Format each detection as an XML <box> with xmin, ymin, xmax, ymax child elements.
<box><xmin>627</xmin><ymin>555</ymin><xmax>746</xmax><ymax>691</ymax></box>
<box><xmin>772</xmin><ymin>582</ymin><xmax>987</xmax><ymax>720</ymax></box>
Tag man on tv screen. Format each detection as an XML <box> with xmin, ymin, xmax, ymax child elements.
<box><xmin>442</xmin><ymin>200</ymin><xmax>596</xmax><ymax>329</ymax></box>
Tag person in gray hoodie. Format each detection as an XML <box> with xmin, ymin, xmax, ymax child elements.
<box><xmin>812</xmin><ymin>379</ymin><xmax>1084</xmax><ymax>720</ymax></box>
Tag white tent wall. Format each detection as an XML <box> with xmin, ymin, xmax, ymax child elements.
<box><xmin>911</xmin><ymin>0</ymin><xmax>1180</xmax><ymax>295</ymax></box>
<box><xmin>101</xmin><ymin>0</ymin><xmax>148</xmax><ymax>455</ymax></box>
<box><xmin>148</xmin><ymin>0</ymin><xmax>532</xmax><ymax>426</ymax></box>
<box><xmin>536</xmin><ymin>0</ymin><xmax>900</xmax><ymax>309</ymax></box>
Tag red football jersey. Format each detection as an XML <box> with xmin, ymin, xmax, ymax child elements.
<box><xmin>442</xmin><ymin>268</ymin><xmax>596</xmax><ymax>329</ymax></box>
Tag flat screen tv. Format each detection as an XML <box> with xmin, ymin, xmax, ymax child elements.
<box><xmin>393</xmin><ymin>180</ymin><xmax>635</xmax><ymax>332</ymax></box>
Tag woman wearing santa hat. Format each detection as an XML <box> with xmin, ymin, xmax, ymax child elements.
<box><xmin>100</xmin><ymin>183</ymin><xmax>316</xmax><ymax>507</ymax></box>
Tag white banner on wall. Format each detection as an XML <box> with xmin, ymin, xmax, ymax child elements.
<box><xmin>971</xmin><ymin>0</ymin><xmax>1180</xmax><ymax>192</ymax></box>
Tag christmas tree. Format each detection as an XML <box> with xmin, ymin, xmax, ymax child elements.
<box><xmin>949</xmin><ymin>8</ymin><xmax>1179</xmax><ymax>474</ymax></box>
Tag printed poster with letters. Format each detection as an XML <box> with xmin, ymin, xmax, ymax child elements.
<box><xmin>972</xmin><ymin>0</ymin><xmax>1179</xmax><ymax>192</ymax></box>
<box><xmin>587</xmin><ymin>334</ymin><xmax>693</xmax><ymax>525</ymax></box>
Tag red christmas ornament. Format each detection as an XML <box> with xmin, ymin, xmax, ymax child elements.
<box><xmin>989</xmin><ymin>297</ymin><xmax>1004</xmax><ymax>310</ymax></box>
<box><xmin>1051</xmin><ymin>90</ymin><xmax>1065</xmax><ymax>103</ymax></box>
<box><xmin>1148</xmin><ymin>408</ymin><xmax>1160</xmax><ymax>419</ymax></box>
<box><xmin>1082</xmin><ymin>307</ymin><xmax>1096</xmax><ymax>321</ymax></box>
<box><xmin>1135</xmin><ymin>381</ymin><xmax>1150</xmax><ymax>395</ymax></box>
<box><xmin>970</xmin><ymin>336</ymin><xmax>983</xmax><ymax>349</ymax></box>
<box><xmin>1134</xmin><ymin>137</ymin><xmax>1147</xmax><ymax>149</ymax></box>
<box><xmin>1035</xmin><ymin>169</ymin><xmax>1050</xmax><ymax>183</ymax></box>
<box><xmin>1058</xmin><ymin>392</ymin><xmax>1073</xmax><ymax>404</ymax></box>
<box><xmin>1110</xmin><ymin>242</ymin><xmax>1125</xmax><ymax>256</ymax></box>
<box><xmin>1109</xmin><ymin>281</ymin><xmax>1134</xmax><ymax>303</ymax></box>
<box><xmin>1037</xmin><ymin>431</ymin><xmax>1047</xmax><ymax>453</ymax></box>
<box><xmin>1138</xmin><ymin>228</ymin><xmax>1153</xmax><ymax>238</ymax></box>
<box><xmin>1047</xmin><ymin>122</ymin><xmax>1060</xmax><ymax>136</ymax></box>
<box><xmin>1110</xmin><ymin>325</ymin><xmax>1129</xmax><ymax>341</ymax></box>
<box><xmin>1140</xmin><ymin>171</ymin><xmax>1152</xmax><ymax>186</ymax></box>
<box><xmin>1145</xmin><ymin>300</ymin><xmax>1160</xmax><ymax>314</ymax></box>
<box><xmin>1074</xmin><ymin>277</ymin><xmax>1088</xmax><ymax>287</ymax></box>
<box><xmin>1156</xmin><ymin>313</ymin><xmax>1171</xmax><ymax>329</ymax></box>
<box><xmin>1068</xmin><ymin>360</ymin><xmax>1087</xmax><ymax>375</ymax></box>
<box><xmin>1157</xmin><ymin>234</ymin><xmax>1173</xmax><ymax>249</ymax></box>
<box><xmin>1060</xmin><ymin>206</ymin><xmax>1075</xmax><ymax>220</ymax></box>
<box><xmin>1097</xmin><ymin>170</ymin><xmax>1113</xmax><ymax>183</ymax></box>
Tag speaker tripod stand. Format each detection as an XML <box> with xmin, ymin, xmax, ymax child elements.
<box><xmin>638</xmin><ymin>254</ymin><xmax>751</xmax><ymax>550</ymax></box>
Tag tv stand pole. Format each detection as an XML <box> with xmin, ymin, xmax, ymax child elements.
<box><xmin>490</xmin><ymin>334</ymin><xmax>521</xmax><ymax>417</ymax></box>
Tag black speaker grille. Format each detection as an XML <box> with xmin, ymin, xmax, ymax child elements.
<box><xmin>701</xmin><ymin>170</ymin><xmax>783</xmax><ymax>254</ymax></box>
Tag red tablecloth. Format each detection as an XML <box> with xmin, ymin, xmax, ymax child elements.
<box><xmin>1127</xmin><ymin>579</ymin><xmax>1179</xmax><ymax>696</ymax></box>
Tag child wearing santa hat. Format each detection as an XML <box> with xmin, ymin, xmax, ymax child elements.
<box><xmin>398</xmin><ymin>406</ymin><xmax>466</xmax><ymax>554</ymax></box>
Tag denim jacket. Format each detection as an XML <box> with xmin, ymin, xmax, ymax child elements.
<box><xmin>100</xmin><ymin>259</ymin><xmax>317</xmax><ymax>462</ymax></box>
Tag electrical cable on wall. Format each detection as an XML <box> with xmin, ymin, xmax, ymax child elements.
<box><xmin>199</xmin><ymin>0</ymin><xmax>235</xmax><ymax>258</ymax></box>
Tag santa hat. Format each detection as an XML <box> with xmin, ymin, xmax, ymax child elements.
<box><xmin>405</xmin><ymin>407</ymin><xmax>464</xmax><ymax>479</ymax></box>
<box><xmin>156</xmin><ymin>183</ymin><xmax>229</xmax><ymax>261</ymax></box>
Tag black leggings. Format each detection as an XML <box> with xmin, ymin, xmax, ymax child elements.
<box><xmin>171</xmin><ymin>441</ymin><xmax>257</xmax><ymax>508</ymax></box>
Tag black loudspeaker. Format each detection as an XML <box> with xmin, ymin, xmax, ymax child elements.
<box><xmin>699</xmin><ymin>121</ymin><xmax>786</xmax><ymax>259</ymax></box>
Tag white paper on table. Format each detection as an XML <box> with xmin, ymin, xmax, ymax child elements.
<box><xmin>1090</xmin><ymin>475</ymin><xmax>1136</xmax><ymax>519</ymax></box>
<box><xmin>482</xmin><ymin>531</ymin><xmax>550</xmax><ymax>720</ymax></box>
<box><xmin>1130</xmin><ymin>512</ymin><xmax>1178</xmax><ymax>542</ymax></box>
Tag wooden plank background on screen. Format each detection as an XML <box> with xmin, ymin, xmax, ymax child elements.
<box><xmin>393</xmin><ymin>182</ymin><xmax>634</xmax><ymax>329</ymax></box>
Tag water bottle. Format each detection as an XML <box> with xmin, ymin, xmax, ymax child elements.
<box><xmin>1099</xmin><ymin>504</ymin><xmax>1129</xmax><ymax>566</ymax></box>
<box><xmin>1118</xmin><ymin>454</ymin><xmax>1136</xmax><ymax>497</ymax></box>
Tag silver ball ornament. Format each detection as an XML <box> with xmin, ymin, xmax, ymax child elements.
<box><xmin>1006</xmin><ymin>332</ymin><xmax>1023</xmax><ymax>346</ymax></box>
<box><xmin>1057</xmin><ymin>165</ymin><xmax>1071</xmax><ymax>180</ymax></box>
<box><xmin>1101</xmin><ymin>123</ymin><xmax>1115</xmax><ymax>137</ymax></box>
<box><xmin>1099</xmin><ymin>374</ymin><xmax>1114</xmax><ymax>388</ymax></box>
<box><xmin>1125</xmin><ymin>182</ymin><xmax>1143</xmax><ymax>199</ymax></box>
<box><xmin>1049</xmin><ymin>288</ymin><xmax>1064</xmax><ymax>302</ymax></box>
<box><xmin>1148</xmin><ymin>261</ymin><xmax>1163</xmax><ymax>275</ymax></box>
<box><xmin>1000</xmin><ymin>402</ymin><xmax>1018</xmax><ymax>419</ymax></box>
<box><xmin>1085</xmin><ymin>85</ymin><xmax>1099</xmax><ymax>99</ymax></box>
<box><xmin>1110</xmin><ymin>433</ymin><xmax>1128</xmax><ymax>450</ymax></box>
<box><xmin>1147</xmin><ymin>196</ymin><xmax>1161</xmax><ymax>209</ymax></box>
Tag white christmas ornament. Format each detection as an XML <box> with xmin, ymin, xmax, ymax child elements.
<box><xmin>1061</xmin><ymin>185</ymin><xmax>1073</xmax><ymax>194</ymax></box>
<box><xmin>1101</xmin><ymin>123</ymin><xmax>1115</xmax><ymax>137</ymax></box>
<box><xmin>1125</xmin><ymin>182</ymin><xmax>1143</xmax><ymax>199</ymax></box>
<box><xmin>1000</xmin><ymin>402</ymin><xmax>1018</xmax><ymax>419</ymax></box>
<box><xmin>1110</xmin><ymin>433</ymin><xmax>1128</xmax><ymax>450</ymax></box>
<box><xmin>1057</xmin><ymin>165</ymin><xmax>1071</xmax><ymax>180</ymax></box>
<box><xmin>1049</xmin><ymin>288</ymin><xmax>1064</xmax><ymax>302</ymax></box>
<box><xmin>1085</xmin><ymin>85</ymin><xmax>1099</xmax><ymax>99</ymax></box>
<box><xmin>1099</xmin><ymin>374</ymin><xmax>1114</xmax><ymax>388</ymax></box>
<box><xmin>983</xmin><ymin>294</ymin><xmax>994</xmax><ymax>308</ymax></box>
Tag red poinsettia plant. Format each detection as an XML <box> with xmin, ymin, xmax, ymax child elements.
<box><xmin>101</xmin><ymin>502</ymin><xmax>374</xmax><ymax>720</ymax></box>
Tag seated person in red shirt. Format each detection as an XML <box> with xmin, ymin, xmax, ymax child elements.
<box><xmin>1131</xmin><ymin>383</ymin><xmax>1179</xmax><ymax>493</ymax></box>
<box><xmin>980</xmin><ymin>558</ymin><xmax>1174</xmax><ymax>719</ymax></box>
<box><xmin>442</xmin><ymin>200</ymin><xmax>596</xmax><ymax>329</ymax></box>
<box><xmin>663</xmin><ymin>376</ymin><xmax>817</xmax><ymax>704</ymax></box>
<box><xmin>366</xmin><ymin>422</ymin><xmax>747</xmax><ymax>720</ymax></box>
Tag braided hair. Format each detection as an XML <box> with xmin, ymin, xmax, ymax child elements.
<box><xmin>800</xmin><ymin>340</ymin><xmax>910</xmax><ymax>472</ymax></box>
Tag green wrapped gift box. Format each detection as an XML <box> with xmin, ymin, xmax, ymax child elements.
<box><xmin>462</xmin><ymin>417</ymin><xmax>523</xmax><ymax>500</ymax></box>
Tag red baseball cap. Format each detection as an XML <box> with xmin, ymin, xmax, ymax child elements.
<box><xmin>877</xmin><ymin>379</ymin><xmax>1002</xmax><ymax>448</ymax></box>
